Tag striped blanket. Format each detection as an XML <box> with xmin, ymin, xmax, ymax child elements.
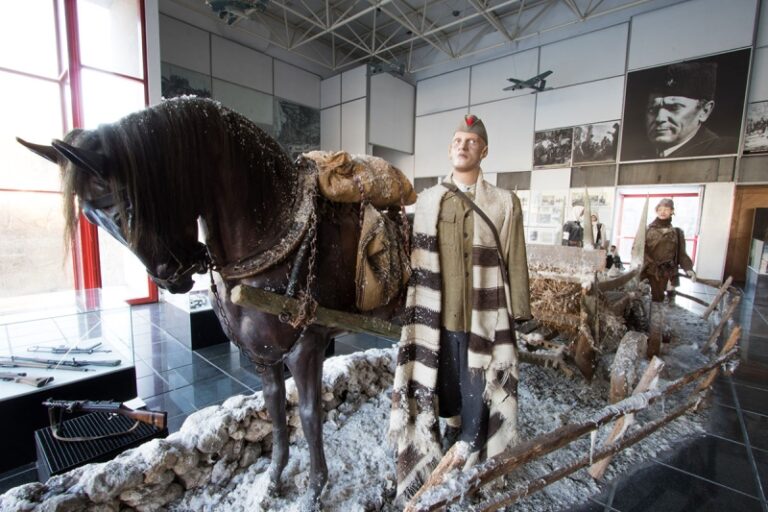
<box><xmin>388</xmin><ymin>174</ymin><xmax>521</xmax><ymax>500</ymax></box>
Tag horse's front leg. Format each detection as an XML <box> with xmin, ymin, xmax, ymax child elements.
<box><xmin>285</xmin><ymin>329</ymin><xmax>331</xmax><ymax>511</ymax></box>
<box><xmin>261</xmin><ymin>361</ymin><xmax>289</xmax><ymax>497</ymax></box>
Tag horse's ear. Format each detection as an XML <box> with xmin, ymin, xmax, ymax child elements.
<box><xmin>51</xmin><ymin>139</ymin><xmax>107</xmax><ymax>180</ymax></box>
<box><xmin>16</xmin><ymin>137</ymin><xmax>60</xmax><ymax>164</ymax></box>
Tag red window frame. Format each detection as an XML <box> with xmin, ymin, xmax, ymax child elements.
<box><xmin>4</xmin><ymin>0</ymin><xmax>157</xmax><ymax>304</ymax></box>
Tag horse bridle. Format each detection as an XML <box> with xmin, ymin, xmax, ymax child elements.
<box><xmin>80</xmin><ymin>191</ymin><xmax>210</xmax><ymax>288</ymax></box>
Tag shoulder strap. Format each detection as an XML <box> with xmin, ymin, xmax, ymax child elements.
<box><xmin>441</xmin><ymin>182</ymin><xmax>510</xmax><ymax>289</ymax></box>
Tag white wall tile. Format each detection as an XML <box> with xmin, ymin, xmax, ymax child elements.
<box><xmin>159</xmin><ymin>15</ymin><xmax>209</xmax><ymax>75</ymax></box>
<box><xmin>211</xmin><ymin>35</ymin><xmax>272</xmax><ymax>94</ymax></box>
<box><xmin>540</xmin><ymin>24</ymin><xmax>628</xmax><ymax>88</ymax></box>
<box><xmin>274</xmin><ymin>61</ymin><xmax>320</xmax><ymax>108</ymax></box>
<box><xmin>321</xmin><ymin>74</ymin><xmax>341</xmax><ymax>108</ymax></box>
<box><xmin>470</xmin><ymin>49</ymin><xmax>539</xmax><ymax>105</ymax></box>
<box><xmin>416</xmin><ymin>68</ymin><xmax>470</xmax><ymax>116</ymax></box>
<box><xmin>341</xmin><ymin>98</ymin><xmax>367</xmax><ymax>155</ymax></box>
<box><xmin>628</xmin><ymin>0</ymin><xmax>756</xmax><ymax>70</ymax></box>
<box><xmin>535</xmin><ymin>76</ymin><xmax>625</xmax><ymax>130</ymax></box>
<box><xmin>341</xmin><ymin>65</ymin><xmax>367</xmax><ymax>102</ymax></box>
<box><xmin>471</xmin><ymin>95</ymin><xmax>537</xmax><ymax>172</ymax></box>
<box><xmin>321</xmin><ymin>106</ymin><xmax>341</xmax><ymax>151</ymax></box>
<box><xmin>369</xmin><ymin>73</ymin><xmax>415</xmax><ymax>153</ymax></box>
<box><xmin>414</xmin><ymin>107</ymin><xmax>467</xmax><ymax>177</ymax></box>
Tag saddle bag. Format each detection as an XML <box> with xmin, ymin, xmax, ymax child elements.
<box><xmin>303</xmin><ymin>150</ymin><xmax>417</xmax><ymax>208</ymax></box>
<box><xmin>356</xmin><ymin>203</ymin><xmax>411</xmax><ymax>311</ymax></box>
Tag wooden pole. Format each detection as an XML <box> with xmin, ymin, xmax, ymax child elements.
<box><xmin>696</xmin><ymin>326</ymin><xmax>741</xmax><ymax>394</ymax></box>
<box><xmin>231</xmin><ymin>284</ymin><xmax>402</xmax><ymax>339</ymax></box>
<box><xmin>406</xmin><ymin>349</ymin><xmax>738</xmax><ymax>511</ymax></box>
<box><xmin>475</xmin><ymin>394</ymin><xmax>703</xmax><ymax>512</ymax></box>
<box><xmin>589</xmin><ymin>356</ymin><xmax>664</xmax><ymax>480</ymax></box>
<box><xmin>609</xmin><ymin>331</ymin><xmax>648</xmax><ymax>403</ymax></box>
<box><xmin>701</xmin><ymin>295</ymin><xmax>740</xmax><ymax>354</ymax></box>
<box><xmin>700</xmin><ymin>276</ymin><xmax>734</xmax><ymax>320</ymax></box>
<box><xmin>673</xmin><ymin>291</ymin><xmax>711</xmax><ymax>308</ymax></box>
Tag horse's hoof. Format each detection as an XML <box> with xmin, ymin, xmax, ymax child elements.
<box><xmin>265</xmin><ymin>479</ymin><xmax>282</xmax><ymax>498</ymax></box>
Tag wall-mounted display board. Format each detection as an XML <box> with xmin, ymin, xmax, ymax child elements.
<box><xmin>743</xmin><ymin>101</ymin><xmax>768</xmax><ymax>153</ymax></box>
<box><xmin>533</xmin><ymin>128</ymin><xmax>573</xmax><ymax>168</ymax></box>
<box><xmin>572</xmin><ymin>121</ymin><xmax>620</xmax><ymax>165</ymax></box>
<box><xmin>620</xmin><ymin>48</ymin><xmax>751</xmax><ymax>162</ymax></box>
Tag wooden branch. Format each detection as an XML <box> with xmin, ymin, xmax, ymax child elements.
<box><xmin>647</xmin><ymin>301</ymin><xmax>664</xmax><ymax>358</ymax></box>
<box><xmin>475</xmin><ymin>393</ymin><xmax>703</xmax><ymax>512</ymax></box>
<box><xmin>407</xmin><ymin>349</ymin><xmax>738</xmax><ymax>511</ymax></box>
<box><xmin>701</xmin><ymin>295</ymin><xmax>740</xmax><ymax>354</ymax></box>
<box><xmin>589</xmin><ymin>356</ymin><xmax>664</xmax><ymax>480</ymax></box>
<box><xmin>231</xmin><ymin>284</ymin><xmax>402</xmax><ymax>339</ymax></box>
<box><xmin>701</xmin><ymin>276</ymin><xmax>734</xmax><ymax>320</ymax></box>
<box><xmin>596</xmin><ymin>267</ymin><xmax>641</xmax><ymax>291</ymax></box>
<box><xmin>530</xmin><ymin>310</ymin><xmax>581</xmax><ymax>331</ymax></box>
<box><xmin>405</xmin><ymin>442</ymin><xmax>470</xmax><ymax>512</ymax></box>
<box><xmin>673</xmin><ymin>291</ymin><xmax>711</xmax><ymax>308</ymax></box>
<box><xmin>609</xmin><ymin>332</ymin><xmax>648</xmax><ymax>403</ymax></box>
<box><xmin>696</xmin><ymin>326</ymin><xmax>741</xmax><ymax>394</ymax></box>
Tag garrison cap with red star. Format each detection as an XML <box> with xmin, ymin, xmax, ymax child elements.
<box><xmin>455</xmin><ymin>114</ymin><xmax>488</xmax><ymax>145</ymax></box>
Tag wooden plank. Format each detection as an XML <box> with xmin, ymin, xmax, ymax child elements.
<box><xmin>701</xmin><ymin>276</ymin><xmax>734</xmax><ymax>320</ymax></box>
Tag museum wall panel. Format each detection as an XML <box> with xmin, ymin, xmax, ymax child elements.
<box><xmin>321</xmin><ymin>74</ymin><xmax>341</xmax><ymax>108</ymax></box>
<box><xmin>470</xmin><ymin>95</ymin><xmax>537</xmax><ymax>173</ymax></box>
<box><xmin>211</xmin><ymin>36</ymin><xmax>272</xmax><ymax>95</ymax></box>
<box><xmin>414</xmin><ymin>107</ymin><xmax>467</xmax><ymax>177</ymax></box>
<box><xmin>369</xmin><ymin>73</ymin><xmax>415</xmax><ymax>153</ymax></box>
<box><xmin>628</xmin><ymin>0</ymin><xmax>756</xmax><ymax>70</ymax></box>
<box><xmin>749</xmin><ymin>47</ymin><xmax>768</xmax><ymax>102</ymax></box>
<box><xmin>274</xmin><ymin>61</ymin><xmax>320</xmax><ymax>108</ymax></box>
<box><xmin>341</xmin><ymin>98</ymin><xmax>367</xmax><ymax>156</ymax></box>
<box><xmin>341</xmin><ymin>65</ymin><xmax>367</xmax><ymax>103</ymax></box>
<box><xmin>570</xmin><ymin>165</ymin><xmax>617</xmax><ymax>188</ymax></box>
<box><xmin>416</xmin><ymin>68</ymin><xmax>470</xmax><ymax>116</ymax></box>
<box><xmin>540</xmin><ymin>24</ymin><xmax>628</xmax><ymax>89</ymax></box>
<box><xmin>497</xmin><ymin>171</ymin><xmax>532</xmax><ymax>191</ymax></box>
<box><xmin>211</xmin><ymin>79</ymin><xmax>273</xmax><ymax>129</ymax></box>
<box><xmin>618</xmin><ymin>158</ymin><xmax>735</xmax><ymax>185</ymax></box>
<box><xmin>159</xmin><ymin>15</ymin><xmax>209</xmax><ymax>75</ymax></box>
<box><xmin>469</xmin><ymin>49</ymin><xmax>539</xmax><ymax>105</ymax></box>
<box><xmin>320</xmin><ymin>106</ymin><xmax>341</xmax><ymax>152</ymax></box>
<box><xmin>698</xmin><ymin>182</ymin><xmax>736</xmax><ymax>280</ymax></box>
<box><xmin>757</xmin><ymin>0</ymin><xmax>768</xmax><ymax>47</ymax></box>
<box><xmin>535</xmin><ymin>76</ymin><xmax>624</xmax><ymax>131</ymax></box>
<box><xmin>373</xmin><ymin>146</ymin><xmax>415</xmax><ymax>184</ymax></box>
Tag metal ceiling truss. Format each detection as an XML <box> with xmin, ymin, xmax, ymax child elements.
<box><xmin>194</xmin><ymin>0</ymin><xmax>652</xmax><ymax>74</ymax></box>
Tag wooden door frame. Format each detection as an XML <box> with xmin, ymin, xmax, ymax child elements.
<box><xmin>725</xmin><ymin>185</ymin><xmax>768</xmax><ymax>282</ymax></box>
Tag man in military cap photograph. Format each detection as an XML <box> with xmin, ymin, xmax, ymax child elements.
<box><xmin>620</xmin><ymin>50</ymin><xmax>749</xmax><ymax>161</ymax></box>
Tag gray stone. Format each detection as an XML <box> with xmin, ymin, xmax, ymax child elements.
<box><xmin>244</xmin><ymin>418</ymin><xmax>272</xmax><ymax>442</ymax></box>
<box><xmin>80</xmin><ymin>460</ymin><xmax>145</xmax><ymax>503</ymax></box>
<box><xmin>178</xmin><ymin>466</ymin><xmax>213</xmax><ymax>490</ymax></box>
<box><xmin>171</xmin><ymin>451</ymin><xmax>199</xmax><ymax>476</ymax></box>
<box><xmin>210</xmin><ymin>459</ymin><xmax>236</xmax><ymax>486</ymax></box>
<box><xmin>238</xmin><ymin>443</ymin><xmax>262</xmax><ymax>468</ymax></box>
<box><xmin>38</xmin><ymin>493</ymin><xmax>88</xmax><ymax>512</ymax></box>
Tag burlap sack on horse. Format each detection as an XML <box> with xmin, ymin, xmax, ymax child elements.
<box><xmin>303</xmin><ymin>151</ymin><xmax>414</xmax><ymax>311</ymax></box>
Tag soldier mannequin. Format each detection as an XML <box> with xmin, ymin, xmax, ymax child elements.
<box><xmin>389</xmin><ymin>115</ymin><xmax>531</xmax><ymax>499</ymax></box>
<box><xmin>641</xmin><ymin>198</ymin><xmax>696</xmax><ymax>356</ymax></box>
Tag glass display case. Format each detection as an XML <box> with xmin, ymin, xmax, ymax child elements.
<box><xmin>160</xmin><ymin>284</ymin><xmax>228</xmax><ymax>350</ymax></box>
<box><xmin>0</xmin><ymin>289</ymin><xmax>137</xmax><ymax>472</ymax></box>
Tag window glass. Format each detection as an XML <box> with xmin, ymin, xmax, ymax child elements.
<box><xmin>77</xmin><ymin>0</ymin><xmax>143</xmax><ymax>78</ymax></box>
<box><xmin>0</xmin><ymin>70</ymin><xmax>64</xmax><ymax>191</ymax></box>
<box><xmin>80</xmin><ymin>68</ymin><xmax>144</xmax><ymax>127</ymax></box>
<box><xmin>0</xmin><ymin>0</ymin><xmax>59</xmax><ymax>78</ymax></box>
<box><xmin>0</xmin><ymin>191</ymin><xmax>73</xmax><ymax>299</ymax></box>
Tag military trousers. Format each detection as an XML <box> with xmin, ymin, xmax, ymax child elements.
<box><xmin>436</xmin><ymin>329</ymin><xmax>489</xmax><ymax>451</ymax></box>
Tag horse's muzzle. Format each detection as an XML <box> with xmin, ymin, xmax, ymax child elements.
<box><xmin>150</xmin><ymin>260</ymin><xmax>207</xmax><ymax>294</ymax></box>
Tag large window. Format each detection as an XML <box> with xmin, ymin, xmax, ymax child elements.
<box><xmin>0</xmin><ymin>0</ymin><xmax>154</xmax><ymax>308</ymax></box>
<box><xmin>614</xmin><ymin>189</ymin><xmax>702</xmax><ymax>265</ymax></box>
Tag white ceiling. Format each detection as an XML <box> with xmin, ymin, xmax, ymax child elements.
<box><xmin>162</xmin><ymin>0</ymin><xmax>671</xmax><ymax>79</ymax></box>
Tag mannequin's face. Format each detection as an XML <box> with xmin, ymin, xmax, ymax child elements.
<box><xmin>449</xmin><ymin>132</ymin><xmax>487</xmax><ymax>174</ymax></box>
<box><xmin>656</xmin><ymin>206</ymin><xmax>674</xmax><ymax>220</ymax></box>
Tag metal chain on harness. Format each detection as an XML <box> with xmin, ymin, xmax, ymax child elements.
<box><xmin>287</xmin><ymin>193</ymin><xmax>319</xmax><ymax>330</ymax></box>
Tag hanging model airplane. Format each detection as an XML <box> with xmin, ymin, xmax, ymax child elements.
<box><xmin>503</xmin><ymin>70</ymin><xmax>553</xmax><ymax>92</ymax></box>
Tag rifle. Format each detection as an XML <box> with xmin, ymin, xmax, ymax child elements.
<box><xmin>27</xmin><ymin>341</ymin><xmax>111</xmax><ymax>355</ymax></box>
<box><xmin>42</xmin><ymin>399</ymin><xmax>167</xmax><ymax>442</ymax></box>
<box><xmin>0</xmin><ymin>355</ymin><xmax>121</xmax><ymax>368</ymax></box>
<box><xmin>0</xmin><ymin>371</ymin><xmax>54</xmax><ymax>388</ymax></box>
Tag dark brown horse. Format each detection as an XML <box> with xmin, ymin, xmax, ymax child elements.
<box><xmin>18</xmin><ymin>97</ymin><xmax>394</xmax><ymax>510</ymax></box>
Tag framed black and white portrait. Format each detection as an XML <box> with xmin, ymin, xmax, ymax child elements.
<box><xmin>620</xmin><ymin>49</ymin><xmax>751</xmax><ymax>161</ymax></box>
<box><xmin>572</xmin><ymin>121</ymin><xmax>621</xmax><ymax>164</ymax></box>
<box><xmin>533</xmin><ymin>128</ymin><xmax>573</xmax><ymax>168</ymax></box>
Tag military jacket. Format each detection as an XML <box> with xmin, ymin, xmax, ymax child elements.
<box><xmin>642</xmin><ymin>217</ymin><xmax>693</xmax><ymax>285</ymax></box>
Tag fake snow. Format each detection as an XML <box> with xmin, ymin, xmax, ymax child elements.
<box><xmin>169</xmin><ymin>299</ymin><xmax>715</xmax><ymax>512</ymax></box>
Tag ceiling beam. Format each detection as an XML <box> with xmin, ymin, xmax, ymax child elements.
<box><xmin>467</xmin><ymin>0</ymin><xmax>513</xmax><ymax>41</ymax></box>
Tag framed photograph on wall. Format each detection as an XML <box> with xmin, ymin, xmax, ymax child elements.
<box><xmin>620</xmin><ymin>48</ymin><xmax>751</xmax><ymax>161</ymax></box>
<box><xmin>572</xmin><ymin>121</ymin><xmax>620</xmax><ymax>164</ymax></box>
<box><xmin>533</xmin><ymin>128</ymin><xmax>573</xmax><ymax>168</ymax></box>
<box><xmin>161</xmin><ymin>62</ymin><xmax>212</xmax><ymax>98</ymax></box>
<box><xmin>744</xmin><ymin>101</ymin><xmax>768</xmax><ymax>154</ymax></box>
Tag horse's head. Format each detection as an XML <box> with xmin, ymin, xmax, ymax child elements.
<box><xmin>17</xmin><ymin>134</ymin><xmax>207</xmax><ymax>294</ymax></box>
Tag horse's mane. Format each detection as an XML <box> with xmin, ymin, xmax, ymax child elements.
<box><xmin>61</xmin><ymin>97</ymin><xmax>297</xmax><ymax>257</ymax></box>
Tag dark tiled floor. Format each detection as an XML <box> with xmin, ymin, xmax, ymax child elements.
<box><xmin>1</xmin><ymin>277</ymin><xmax>768</xmax><ymax>512</ymax></box>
